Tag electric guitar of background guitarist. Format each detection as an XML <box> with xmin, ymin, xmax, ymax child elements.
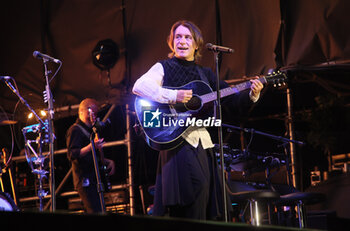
<box><xmin>134</xmin><ymin>71</ymin><xmax>287</xmax><ymax>151</ymax></box>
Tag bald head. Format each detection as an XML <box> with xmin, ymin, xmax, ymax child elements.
<box><xmin>78</xmin><ymin>98</ymin><xmax>99</xmax><ymax>126</ymax></box>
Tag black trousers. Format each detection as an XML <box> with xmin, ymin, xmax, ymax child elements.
<box><xmin>77</xmin><ymin>183</ymin><xmax>102</xmax><ymax>213</ymax></box>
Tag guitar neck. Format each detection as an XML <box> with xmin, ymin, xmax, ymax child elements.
<box><xmin>201</xmin><ymin>76</ymin><xmax>267</xmax><ymax>104</ymax></box>
<box><xmin>94</xmin><ymin>132</ymin><xmax>105</xmax><ymax>161</ymax></box>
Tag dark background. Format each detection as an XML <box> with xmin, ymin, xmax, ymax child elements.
<box><xmin>0</xmin><ymin>0</ymin><xmax>350</xmax><ymax>213</ymax></box>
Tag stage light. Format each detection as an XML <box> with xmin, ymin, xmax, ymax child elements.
<box><xmin>92</xmin><ymin>39</ymin><xmax>119</xmax><ymax>70</ymax></box>
<box><xmin>40</xmin><ymin>110</ymin><xmax>47</xmax><ymax>117</ymax></box>
<box><xmin>27</xmin><ymin>110</ymin><xmax>47</xmax><ymax>120</ymax></box>
<box><xmin>28</xmin><ymin>112</ymin><xmax>33</xmax><ymax>119</ymax></box>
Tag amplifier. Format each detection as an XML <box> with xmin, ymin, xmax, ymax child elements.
<box><xmin>68</xmin><ymin>190</ymin><xmax>128</xmax><ymax>213</ymax></box>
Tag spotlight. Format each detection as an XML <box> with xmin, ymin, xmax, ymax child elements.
<box><xmin>92</xmin><ymin>39</ymin><xmax>119</xmax><ymax>70</ymax></box>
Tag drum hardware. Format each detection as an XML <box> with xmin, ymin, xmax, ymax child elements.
<box><xmin>0</xmin><ymin>120</ymin><xmax>17</xmax><ymax>126</ymax></box>
<box><xmin>2</xmin><ymin>74</ymin><xmax>59</xmax><ymax>211</ymax></box>
<box><xmin>0</xmin><ymin>111</ymin><xmax>17</xmax><ymax>126</ymax></box>
<box><xmin>2</xmin><ymin>53</ymin><xmax>61</xmax><ymax>211</ymax></box>
<box><xmin>22</xmin><ymin>121</ymin><xmax>50</xmax><ymax>211</ymax></box>
<box><xmin>0</xmin><ymin>191</ymin><xmax>19</xmax><ymax>211</ymax></box>
<box><xmin>0</xmin><ymin>148</ymin><xmax>18</xmax><ymax>206</ymax></box>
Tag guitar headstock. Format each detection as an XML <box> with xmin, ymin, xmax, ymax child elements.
<box><xmin>265</xmin><ymin>70</ymin><xmax>287</xmax><ymax>87</ymax></box>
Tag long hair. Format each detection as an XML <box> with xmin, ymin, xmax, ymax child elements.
<box><xmin>167</xmin><ymin>20</ymin><xmax>204</xmax><ymax>62</ymax></box>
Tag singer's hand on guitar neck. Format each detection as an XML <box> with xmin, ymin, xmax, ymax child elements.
<box><xmin>249</xmin><ymin>76</ymin><xmax>264</xmax><ymax>99</ymax></box>
<box><xmin>176</xmin><ymin>89</ymin><xmax>193</xmax><ymax>103</ymax></box>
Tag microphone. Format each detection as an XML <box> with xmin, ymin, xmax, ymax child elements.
<box><xmin>0</xmin><ymin>76</ymin><xmax>12</xmax><ymax>81</ymax></box>
<box><xmin>206</xmin><ymin>43</ymin><xmax>234</xmax><ymax>53</ymax></box>
<box><xmin>33</xmin><ymin>51</ymin><xmax>61</xmax><ymax>63</ymax></box>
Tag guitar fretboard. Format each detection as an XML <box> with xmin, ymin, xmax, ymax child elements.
<box><xmin>201</xmin><ymin>77</ymin><xmax>267</xmax><ymax>104</ymax></box>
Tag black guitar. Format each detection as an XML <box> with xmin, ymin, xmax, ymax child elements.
<box><xmin>88</xmin><ymin>108</ymin><xmax>112</xmax><ymax>192</ymax></box>
<box><xmin>135</xmin><ymin>71</ymin><xmax>287</xmax><ymax>151</ymax></box>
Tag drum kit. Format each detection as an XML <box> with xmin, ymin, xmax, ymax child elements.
<box><xmin>0</xmin><ymin>139</ymin><xmax>18</xmax><ymax>211</ymax></box>
<box><xmin>0</xmin><ymin>191</ymin><xmax>18</xmax><ymax>211</ymax></box>
<box><xmin>0</xmin><ymin>120</ymin><xmax>17</xmax><ymax>126</ymax></box>
<box><xmin>1</xmin><ymin>96</ymin><xmax>53</xmax><ymax>212</ymax></box>
<box><xmin>1</xmin><ymin>52</ymin><xmax>61</xmax><ymax>212</ymax></box>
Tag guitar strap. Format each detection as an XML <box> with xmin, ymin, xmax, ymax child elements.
<box><xmin>196</xmin><ymin>66</ymin><xmax>209</xmax><ymax>85</ymax></box>
<box><xmin>74</xmin><ymin>123</ymin><xmax>91</xmax><ymax>139</ymax></box>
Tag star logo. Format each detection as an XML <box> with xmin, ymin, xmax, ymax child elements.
<box><xmin>150</xmin><ymin>108</ymin><xmax>162</xmax><ymax>121</ymax></box>
<box><xmin>143</xmin><ymin>107</ymin><xmax>162</xmax><ymax>128</ymax></box>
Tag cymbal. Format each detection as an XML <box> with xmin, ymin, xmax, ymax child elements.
<box><xmin>0</xmin><ymin>120</ymin><xmax>17</xmax><ymax>125</ymax></box>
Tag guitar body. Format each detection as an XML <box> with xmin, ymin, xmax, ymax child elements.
<box><xmin>135</xmin><ymin>80</ymin><xmax>216</xmax><ymax>151</ymax></box>
<box><xmin>99</xmin><ymin>160</ymin><xmax>111</xmax><ymax>192</ymax></box>
<box><xmin>95</xmin><ymin>134</ymin><xmax>112</xmax><ymax>192</ymax></box>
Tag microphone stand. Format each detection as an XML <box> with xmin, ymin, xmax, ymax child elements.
<box><xmin>222</xmin><ymin>123</ymin><xmax>305</xmax><ymax>146</ymax></box>
<box><xmin>42</xmin><ymin>58</ymin><xmax>56</xmax><ymax>211</ymax></box>
<box><xmin>90</xmin><ymin>126</ymin><xmax>106</xmax><ymax>213</ymax></box>
<box><xmin>212</xmin><ymin>51</ymin><xmax>228</xmax><ymax>222</ymax></box>
<box><xmin>3</xmin><ymin>77</ymin><xmax>45</xmax><ymax>125</ymax></box>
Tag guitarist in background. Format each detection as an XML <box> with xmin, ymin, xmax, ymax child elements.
<box><xmin>66</xmin><ymin>98</ymin><xmax>115</xmax><ymax>213</ymax></box>
<box><xmin>132</xmin><ymin>20</ymin><xmax>263</xmax><ymax>220</ymax></box>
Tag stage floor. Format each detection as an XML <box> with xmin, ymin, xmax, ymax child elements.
<box><xmin>0</xmin><ymin>210</ymin><xmax>333</xmax><ymax>231</ymax></box>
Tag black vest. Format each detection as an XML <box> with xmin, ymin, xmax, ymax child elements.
<box><xmin>160</xmin><ymin>57</ymin><xmax>203</xmax><ymax>88</ymax></box>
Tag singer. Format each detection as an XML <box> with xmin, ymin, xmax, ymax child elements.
<box><xmin>132</xmin><ymin>20</ymin><xmax>263</xmax><ymax>220</ymax></box>
<box><xmin>66</xmin><ymin>98</ymin><xmax>115</xmax><ymax>213</ymax></box>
